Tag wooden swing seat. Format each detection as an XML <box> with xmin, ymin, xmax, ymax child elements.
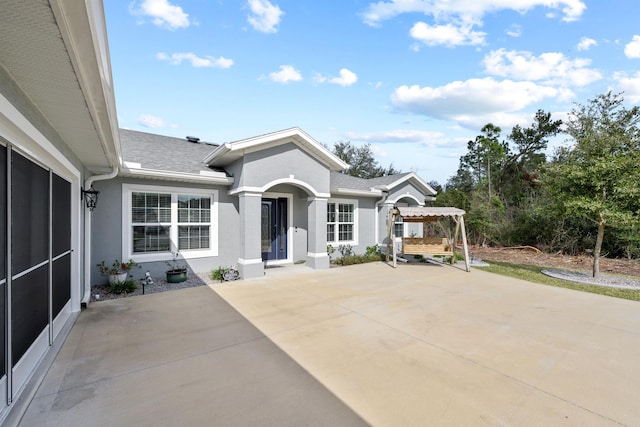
<box><xmin>402</xmin><ymin>237</ymin><xmax>452</xmax><ymax>256</ymax></box>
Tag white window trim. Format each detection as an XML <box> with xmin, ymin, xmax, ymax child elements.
<box><xmin>122</xmin><ymin>183</ymin><xmax>218</xmax><ymax>262</ymax></box>
<box><xmin>326</xmin><ymin>198</ymin><xmax>358</xmax><ymax>245</ymax></box>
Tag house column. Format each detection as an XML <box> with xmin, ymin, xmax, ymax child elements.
<box><xmin>306</xmin><ymin>197</ymin><xmax>329</xmax><ymax>269</ymax></box>
<box><xmin>237</xmin><ymin>191</ymin><xmax>264</xmax><ymax>279</ymax></box>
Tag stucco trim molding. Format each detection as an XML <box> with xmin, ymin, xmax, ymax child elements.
<box><xmin>386</xmin><ymin>193</ymin><xmax>424</xmax><ymax>206</ymax></box>
<box><xmin>307</xmin><ymin>252</ymin><xmax>328</xmax><ymax>258</ymax></box>
<box><xmin>229</xmin><ymin>179</ymin><xmax>331</xmax><ymax>198</ymax></box>
<box><xmin>238</xmin><ymin>258</ymin><xmax>263</xmax><ymax>265</ymax></box>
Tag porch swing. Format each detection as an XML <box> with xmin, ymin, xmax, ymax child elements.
<box><xmin>386</xmin><ymin>206</ymin><xmax>471</xmax><ymax>272</ymax></box>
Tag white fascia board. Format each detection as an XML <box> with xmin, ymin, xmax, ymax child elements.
<box><xmin>50</xmin><ymin>0</ymin><xmax>121</xmax><ymax>167</ymax></box>
<box><xmin>203</xmin><ymin>142</ymin><xmax>233</xmax><ymax>164</ymax></box>
<box><xmin>205</xmin><ymin>127</ymin><xmax>349</xmax><ymax>171</ymax></box>
<box><xmin>332</xmin><ymin>188</ymin><xmax>383</xmax><ymax>198</ymax></box>
<box><xmin>376</xmin><ymin>172</ymin><xmax>436</xmax><ymax>196</ymax></box>
<box><xmin>121</xmin><ymin>167</ymin><xmax>234</xmax><ymax>185</ymax></box>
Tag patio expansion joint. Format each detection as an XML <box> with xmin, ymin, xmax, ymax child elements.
<box><xmin>346</xmin><ymin>308</ymin><xmax>626</xmax><ymax>426</ymax></box>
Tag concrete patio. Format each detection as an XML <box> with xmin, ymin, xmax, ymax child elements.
<box><xmin>15</xmin><ymin>262</ymin><xmax>640</xmax><ymax>426</ymax></box>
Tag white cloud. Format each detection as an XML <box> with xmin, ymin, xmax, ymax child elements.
<box><xmin>624</xmin><ymin>35</ymin><xmax>640</xmax><ymax>58</ymax></box>
<box><xmin>138</xmin><ymin>114</ymin><xmax>168</xmax><ymax>128</ymax></box>
<box><xmin>156</xmin><ymin>52</ymin><xmax>233</xmax><ymax>68</ymax></box>
<box><xmin>483</xmin><ymin>49</ymin><xmax>601</xmax><ymax>86</ymax></box>
<box><xmin>390</xmin><ymin>77</ymin><xmax>568</xmax><ymax>127</ymax></box>
<box><xmin>346</xmin><ymin>129</ymin><xmax>450</xmax><ymax>148</ymax></box>
<box><xmin>329</xmin><ymin>68</ymin><xmax>359</xmax><ymax>86</ymax></box>
<box><xmin>362</xmin><ymin>0</ymin><xmax>586</xmax><ymax>26</ymax></box>
<box><xmin>268</xmin><ymin>65</ymin><xmax>303</xmax><ymax>83</ymax></box>
<box><xmin>247</xmin><ymin>0</ymin><xmax>284</xmax><ymax>33</ymax></box>
<box><xmin>614</xmin><ymin>71</ymin><xmax>640</xmax><ymax>103</ymax></box>
<box><xmin>577</xmin><ymin>37</ymin><xmax>597</xmax><ymax>51</ymax></box>
<box><xmin>130</xmin><ymin>0</ymin><xmax>190</xmax><ymax>30</ymax></box>
<box><xmin>410</xmin><ymin>21</ymin><xmax>486</xmax><ymax>47</ymax></box>
<box><xmin>506</xmin><ymin>24</ymin><xmax>522</xmax><ymax>37</ymax></box>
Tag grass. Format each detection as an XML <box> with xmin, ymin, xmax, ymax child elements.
<box><xmin>480</xmin><ymin>260</ymin><xmax>640</xmax><ymax>302</ymax></box>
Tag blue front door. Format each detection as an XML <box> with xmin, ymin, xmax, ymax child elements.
<box><xmin>261</xmin><ymin>198</ymin><xmax>287</xmax><ymax>261</ymax></box>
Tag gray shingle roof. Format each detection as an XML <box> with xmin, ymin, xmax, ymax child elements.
<box><xmin>330</xmin><ymin>171</ymin><xmax>413</xmax><ymax>192</ymax></box>
<box><xmin>120</xmin><ymin>129</ymin><xmax>224</xmax><ymax>175</ymax></box>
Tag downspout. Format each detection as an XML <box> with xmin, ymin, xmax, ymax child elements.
<box><xmin>81</xmin><ymin>166</ymin><xmax>118</xmax><ymax>306</ymax></box>
<box><xmin>374</xmin><ymin>190</ymin><xmax>389</xmax><ymax>247</ymax></box>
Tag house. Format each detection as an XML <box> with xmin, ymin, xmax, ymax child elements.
<box><xmin>0</xmin><ymin>0</ymin><xmax>434</xmax><ymax>422</ymax></box>
<box><xmin>90</xmin><ymin>128</ymin><xmax>436</xmax><ymax>281</ymax></box>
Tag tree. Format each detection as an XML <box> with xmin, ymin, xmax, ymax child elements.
<box><xmin>500</xmin><ymin>110</ymin><xmax>563</xmax><ymax>202</ymax></box>
<box><xmin>460</xmin><ymin>123</ymin><xmax>509</xmax><ymax>196</ymax></box>
<box><xmin>332</xmin><ymin>140</ymin><xmax>400</xmax><ymax>178</ymax></box>
<box><xmin>545</xmin><ymin>92</ymin><xmax>640</xmax><ymax>277</ymax></box>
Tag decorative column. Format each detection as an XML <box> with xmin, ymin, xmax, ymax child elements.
<box><xmin>237</xmin><ymin>191</ymin><xmax>264</xmax><ymax>279</ymax></box>
<box><xmin>306</xmin><ymin>197</ymin><xmax>329</xmax><ymax>269</ymax></box>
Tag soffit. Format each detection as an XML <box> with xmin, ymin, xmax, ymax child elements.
<box><xmin>0</xmin><ymin>1</ymin><xmax>118</xmax><ymax>172</ymax></box>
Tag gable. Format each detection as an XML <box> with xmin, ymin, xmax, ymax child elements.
<box><xmin>204</xmin><ymin>127</ymin><xmax>347</xmax><ymax>172</ymax></box>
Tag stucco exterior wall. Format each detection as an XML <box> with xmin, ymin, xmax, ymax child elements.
<box><xmin>232</xmin><ymin>142</ymin><xmax>330</xmax><ymax>195</ymax></box>
<box><xmin>90</xmin><ymin>177</ymin><xmax>238</xmax><ymax>284</ymax></box>
<box><xmin>387</xmin><ymin>181</ymin><xmax>427</xmax><ymax>206</ymax></box>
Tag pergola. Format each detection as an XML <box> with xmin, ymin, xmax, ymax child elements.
<box><xmin>386</xmin><ymin>206</ymin><xmax>470</xmax><ymax>272</ymax></box>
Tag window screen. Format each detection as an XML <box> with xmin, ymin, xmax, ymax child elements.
<box><xmin>11</xmin><ymin>151</ymin><xmax>49</xmax><ymax>273</ymax></box>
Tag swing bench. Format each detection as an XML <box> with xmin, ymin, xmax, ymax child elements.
<box><xmin>386</xmin><ymin>206</ymin><xmax>471</xmax><ymax>272</ymax></box>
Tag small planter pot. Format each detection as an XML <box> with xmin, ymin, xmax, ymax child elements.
<box><xmin>108</xmin><ymin>272</ymin><xmax>128</xmax><ymax>285</ymax></box>
<box><xmin>166</xmin><ymin>269</ymin><xmax>188</xmax><ymax>283</ymax></box>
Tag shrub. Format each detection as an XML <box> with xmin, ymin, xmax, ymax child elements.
<box><xmin>210</xmin><ymin>266</ymin><xmax>239</xmax><ymax>281</ymax></box>
<box><xmin>365</xmin><ymin>245</ymin><xmax>381</xmax><ymax>256</ymax></box>
<box><xmin>338</xmin><ymin>253</ymin><xmax>384</xmax><ymax>266</ymax></box>
<box><xmin>110</xmin><ymin>280</ymin><xmax>137</xmax><ymax>294</ymax></box>
<box><xmin>210</xmin><ymin>266</ymin><xmax>226</xmax><ymax>281</ymax></box>
<box><xmin>337</xmin><ymin>244</ymin><xmax>354</xmax><ymax>257</ymax></box>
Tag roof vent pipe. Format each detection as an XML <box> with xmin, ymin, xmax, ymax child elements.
<box><xmin>186</xmin><ymin>136</ymin><xmax>200</xmax><ymax>143</ymax></box>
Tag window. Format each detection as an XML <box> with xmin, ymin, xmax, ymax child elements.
<box><xmin>132</xmin><ymin>192</ymin><xmax>171</xmax><ymax>253</ymax></box>
<box><xmin>178</xmin><ymin>195</ymin><xmax>210</xmax><ymax>250</ymax></box>
<box><xmin>394</xmin><ymin>216</ymin><xmax>404</xmax><ymax>239</ymax></box>
<box><xmin>123</xmin><ymin>184</ymin><xmax>218</xmax><ymax>261</ymax></box>
<box><xmin>327</xmin><ymin>200</ymin><xmax>357</xmax><ymax>244</ymax></box>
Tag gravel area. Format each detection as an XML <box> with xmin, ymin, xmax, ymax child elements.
<box><xmin>90</xmin><ymin>273</ymin><xmax>221</xmax><ymax>302</ymax></box>
<box><xmin>541</xmin><ymin>269</ymin><xmax>640</xmax><ymax>290</ymax></box>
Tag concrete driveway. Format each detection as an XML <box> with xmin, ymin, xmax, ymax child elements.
<box><xmin>17</xmin><ymin>262</ymin><xmax>640</xmax><ymax>426</ymax></box>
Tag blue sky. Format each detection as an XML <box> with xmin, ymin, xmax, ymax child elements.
<box><xmin>104</xmin><ymin>0</ymin><xmax>640</xmax><ymax>184</ymax></box>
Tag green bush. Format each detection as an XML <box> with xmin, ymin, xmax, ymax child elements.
<box><xmin>210</xmin><ymin>266</ymin><xmax>239</xmax><ymax>281</ymax></box>
<box><xmin>110</xmin><ymin>280</ymin><xmax>137</xmax><ymax>294</ymax></box>
<box><xmin>339</xmin><ymin>253</ymin><xmax>384</xmax><ymax>266</ymax></box>
<box><xmin>210</xmin><ymin>266</ymin><xmax>226</xmax><ymax>281</ymax></box>
<box><xmin>365</xmin><ymin>245</ymin><xmax>381</xmax><ymax>255</ymax></box>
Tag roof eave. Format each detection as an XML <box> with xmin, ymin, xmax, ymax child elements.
<box><xmin>332</xmin><ymin>188</ymin><xmax>383</xmax><ymax>198</ymax></box>
<box><xmin>120</xmin><ymin>167</ymin><xmax>234</xmax><ymax>185</ymax></box>
<box><xmin>204</xmin><ymin>127</ymin><xmax>349</xmax><ymax>171</ymax></box>
<box><xmin>50</xmin><ymin>0</ymin><xmax>121</xmax><ymax>170</ymax></box>
<box><xmin>374</xmin><ymin>172</ymin><xmax>437</xmax><ymax>196</ymax></box>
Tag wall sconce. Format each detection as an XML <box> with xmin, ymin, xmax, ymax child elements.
<box><xmin>81</xmin><ymin>186</ymin><xmax>100</xmax><ymax>211</ymax></box>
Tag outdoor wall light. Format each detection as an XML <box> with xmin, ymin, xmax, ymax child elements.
<box><xmin>81</xmin><ymin>186</ymin><xmax>100</xmax><ymax>211</ymax></box>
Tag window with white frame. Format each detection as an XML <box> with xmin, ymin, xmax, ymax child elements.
<box><xmin>394</xmin><ymin>216</ymin><xmax>404</xmax><ymax>239</ymax></box>
<box><xmin>327</xmin><ymin>200</ymin><xmax>357</xmax><ymax>244</ymax></box>
<box><xmin>124</xmin><ymin>184</ymin><xmax>218</xmax><ymax>261</ymax></box>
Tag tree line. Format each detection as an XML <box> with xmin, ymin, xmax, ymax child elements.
<box><xmin>329</xmin><ymin>92</ymin><xmax>640</xmax><ymax>277</ymax></box>
<box><xmin>434</xmin><ymin>92</ymin><xmax>640</xmax><ymax>276</ymax></box>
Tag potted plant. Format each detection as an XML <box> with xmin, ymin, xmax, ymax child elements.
<box><xmin>97</xmin><ymin>259</ymin><xmax>139</xmax><ymax>285</ymax></box>
<box><xmin>166</xmin><ymin>252</ymin><xmax>188</xmax><ymax>283</ymax></box>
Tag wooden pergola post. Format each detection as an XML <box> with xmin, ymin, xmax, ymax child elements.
<box><xmin>459</xmin><ymin>215</ymin><xmax>470</xmax><ymax>272</ymax></box>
